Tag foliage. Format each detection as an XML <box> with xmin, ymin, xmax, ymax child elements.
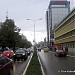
<box><xmin>0</xmin><ymin>18</ymin><xmax>32</xmax><ymax>51</ymax></box>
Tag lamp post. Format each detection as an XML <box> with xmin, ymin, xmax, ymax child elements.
<box><xmin>26</xmin><ymin>18</ymin><xmax>42</xmax><ymax>45</ymax></box>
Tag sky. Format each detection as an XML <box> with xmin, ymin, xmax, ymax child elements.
<box><xmin>0</xmin><ymin>0</ymin><xmax>75</xmax><ymax>43</ymax></box>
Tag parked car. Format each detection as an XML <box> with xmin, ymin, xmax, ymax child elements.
<box><xmin>43</xmin><ymin>46</ymin><xmax>49</xmax><ymax>52</ymax></box>
<box><xmin>13</xmin><ymin>48</ymin><xmax>28</xmax><ymax>61</ymax></box>
<box><xmin>0</xmin><ymin>56</ymin><xmax>13</xmax><ymax>75</ymax></box>
<box><xmin>55</xmin><ymin>50</ymin><xmax>67</xmax><ymax>57</ymax></box>
<box><xmin>1</xmin><ymin>49</ymin><xmax>14</xmax><ymax>58</ymax></box>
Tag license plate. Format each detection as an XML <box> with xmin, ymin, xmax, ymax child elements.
<box><xmin>17</xmin><ymin>55</ymin><xmax>21</xmax><ymax>57</ymax></box>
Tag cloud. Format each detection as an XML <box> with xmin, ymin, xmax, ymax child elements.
<box><xmin>0</xmin><ymin>0</ymin><xmax>74</xmax><ymax>42</ymax></box>
<box><xmin>20</xmin><ymin>31</ymin><xmax>46</xmax><ymax>43</ymax></box>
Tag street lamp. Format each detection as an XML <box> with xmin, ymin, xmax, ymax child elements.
<box><xmin>26</xmin><ymin>18</ymin><xmax>42</xmax><ymax>45</ymax></box>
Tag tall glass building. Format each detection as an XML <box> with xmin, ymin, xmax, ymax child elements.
<box><xmin>46</xmin><ymin>0</ymin><xmax>70</xmax><ymax>48</ymax></box>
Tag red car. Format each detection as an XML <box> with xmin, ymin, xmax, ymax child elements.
<box><xmin>55</xmin><ymin>50</ymin><xmax>67</xmax><ymax>57</ymax></box>
<box><xmin>0</xmin><ymin>56</ymin><xmax>13</xmax><ymax>75</ymax></box>
<box><xmin>2</xmin><ymin>49</ymin><xmax>14</xmax><ymax>58</ymax></box>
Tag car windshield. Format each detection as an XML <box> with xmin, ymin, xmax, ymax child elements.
<box><xmin>16</xmin><ymin>49</ymin><xmax>25</xmax><ymax>53</ymax></box>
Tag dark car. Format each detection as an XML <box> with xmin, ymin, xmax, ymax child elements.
<box><xmin>37</xmin><ymin>48</ymin><xmax>41</xmax><ymax>51</ymax></box>
<box><xmin>14</xmin><ymin>48</ymin><xmax>28</xmax><ymax>61</ymax></box>
<box><xmin>55</xmin><ymin>50</ymin><xmax>67</xmax><ymax>57</ymax></box>
<box><xmin>26</xmin><ymin>48</ymin><xmax>31</xmax><ymax>55</ymax></box>
<box><xmin>0</xmin><ymin>56</ymin><xmax>13</xmax><ymax>75</ymax></box>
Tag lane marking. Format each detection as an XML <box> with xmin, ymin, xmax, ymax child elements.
<box><xmin>37</xmin><ymin>52</ymin><xmax>45</xmax><ymax>75</ymax></box>
<box><xmin>67</xmin><ymin>55</ymin><xmax>75</xmax><ymax>58</ymax></box>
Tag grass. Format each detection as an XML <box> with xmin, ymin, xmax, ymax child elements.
<box><xmin>25</xmin><ymin>50</ymin><xmax>43</xmax><ymax>75</ymax></box>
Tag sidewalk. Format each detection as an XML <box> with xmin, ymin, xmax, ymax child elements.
<box><xmin>67</xmin><ymin>52</ymin><xmax>75</xmax><ymax>57</ymax></box>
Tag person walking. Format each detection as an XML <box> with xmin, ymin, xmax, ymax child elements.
<box><xmin>65</xmin><ymin>46</ymin><xmax>68</xmax><ymax>52</ymax></box>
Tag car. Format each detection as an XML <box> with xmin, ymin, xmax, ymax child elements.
<box><xmin>13</xmin><ymin>48</ymin><xmax>28</xmax><ymax>61</ymax></box>
<box><xmin>55</xmin><ymin>50</ymin><xmax>67</xmax><ymax>57</ymax></box>
<box><xmin>37</xmin><ymin>48</ymin><xmax>41</xmax><ymax>51</ymax></box>
<box><xmin>1</xmin><ymin>49</ymin><xmax>14</xmax><ymax>58</ymax></box>
<box><xmin>0</xmin><ymin>56</ymin><xmax>13</xmax><ymax>75</ymax></box>
<box><xmin>43</xmin><ymin>46</ymin><xmax>49</xmax><ymax>52</ymax></box>
<box><xmin>26</xmin><ymin>48</ymin><xmax>31</xmax><ymax>55</ymax></box>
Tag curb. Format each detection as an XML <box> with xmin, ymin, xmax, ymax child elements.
<box><xmin>22</xmin><ymin>53</ymin><xmax>33</xmax><ymax>75</ymax></box>
<box><xmin>37</xmin><ymin>52</ymin><xmax>45</xmax><ymax>75</ymax></box>
<box><xmin>67</xmin><ymin>55</ymin><xmax>75</xmax><ymax>58</ymax></box>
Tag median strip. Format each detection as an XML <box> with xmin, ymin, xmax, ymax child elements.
<box><xmin>22</xmin><ymin>53</ymin><xmax>33</xmax><ymax>75</ymax></box>
<box><xmin>25</xmin><ymin>50</ymin><xmax>43</xmax><ymax>75</ymax></box>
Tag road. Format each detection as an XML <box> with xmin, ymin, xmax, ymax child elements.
<box><xmin>11</xmin><ymin>53</ymin><xmax>33</xmax><ymax>75</ymax></box>
<box><xmin>38</xmin><ymin>50</ymin><xmax>75</xmax><ymax>75</ymax></box>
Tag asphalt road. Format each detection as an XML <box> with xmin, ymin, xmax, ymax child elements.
<box><xmin>11</xmin><ymin>53</ymin><xmax>33</xmax><ymax>75</ymax></box>
<box><xmin>38</xmin><ymin>50</ymin><xmax>75</xmax><ymax>75</ymax></box>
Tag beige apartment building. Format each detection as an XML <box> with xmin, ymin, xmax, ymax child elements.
<box><xmin>54</xmin><ymin>8</ymin><xmax>75</xmax><ymax>56</ymax></box>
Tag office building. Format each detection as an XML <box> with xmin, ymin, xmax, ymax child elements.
<box><xmin>46</xmin><ymin>0</ymin><xmax>70</xmax><ymax>48</ymax></box>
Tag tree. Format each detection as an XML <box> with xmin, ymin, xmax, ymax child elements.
<box><xmin>0</xmin><ymin>18</ymin><xmax>32</xmax><ymax>51</ymax></box>
<box><xmin>0</xmin><ymin>19</ymin><xmax>21</xmax><ymax>50</ymax></box>
<box><xmin>19</xmin><ymin>34</ymin><xmax>32</xmax><ymax>48</ymax></box>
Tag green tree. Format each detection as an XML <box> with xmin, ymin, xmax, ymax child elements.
<box><xmin>19</xmin><ymin>34</ymin><xmax>32</xmax><ymax>48</ymax></box>
<box><xmin>0</xmin><ymin>19</ymin><xmax>21</xmax><ymax>50</ymax></box>
<box><xmin>0</xmin><ymin>18</ymin><xmax>32</xmax><ymax>50</ymax></box>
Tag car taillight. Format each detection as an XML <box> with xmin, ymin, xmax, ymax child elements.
<box><xmin>7</xmin><ymin>54</ymin><xmax>10</xmax><ymax>56</ymax></box>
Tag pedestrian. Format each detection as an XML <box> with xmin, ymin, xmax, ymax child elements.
<box><xmin>61</xmin><ymin>47</ymin><xmax>63</xmax><ymax>50</ymax></box>
<box><xmin>65</xmin><ymin>46</ymin><xmax>68</xmax><ymax>52</ymax></box>
<box><xmin>54</xmin><ymin>47</ymin><xmax>57</xmax><ymax>52</ymax></box>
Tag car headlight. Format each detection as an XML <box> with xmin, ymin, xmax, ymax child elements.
<box><xmin>28</xmin><ymin>52</ymin><xmax>29</xmax><ymax>53</ymax></box>
<box><xmin>14</xmin><ymin>54</ymin><xmax>15</xmax><ymax>55</ymax></box>
<box><xmin>23</xmin><ymin>53</ymin><xmax>25</xmax><ymax>55</ymax></box>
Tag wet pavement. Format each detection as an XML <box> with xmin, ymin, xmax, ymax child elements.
<box><xmin>11</xmin><ymin>53</ymin><xmax>33</xmax><ymax>75</ymax></box>
<box><xmin>38</xmin><ymin>50</ymin><xmax>75</xmax><ymax>75</ymax></box>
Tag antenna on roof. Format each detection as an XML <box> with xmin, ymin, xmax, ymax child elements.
<box><xmin>6</xmin><ymin>10</ymin><xmax>8</xmax><ymax>19</ymax></box>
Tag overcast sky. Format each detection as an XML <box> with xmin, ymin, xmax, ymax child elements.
<box><xmin>0</xmin><ymin>0</ymin><xmax>75</xmax><ymax>43</ymax></box>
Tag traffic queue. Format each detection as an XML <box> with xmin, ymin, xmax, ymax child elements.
<box><xmin>0</xmin><ymin>47</ymin><xmax>33</xmax><ymax>75</ymax></box>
